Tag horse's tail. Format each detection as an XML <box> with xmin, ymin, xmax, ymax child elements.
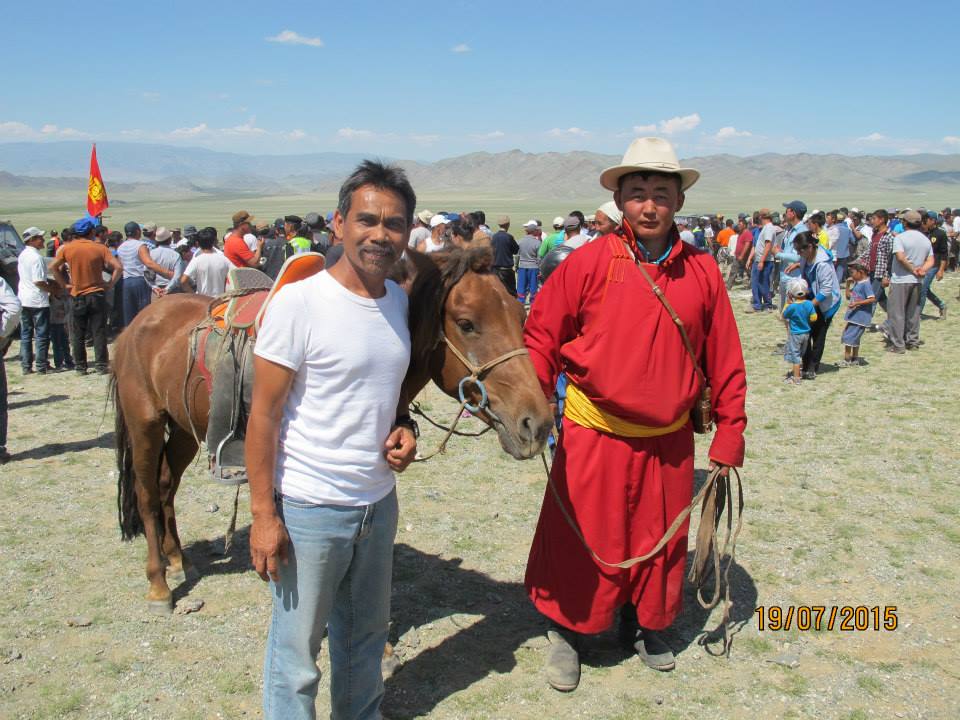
<box><xmin>111</xmin><ymin>374</ymin><xmax>143</xmax><ymax>540</ymax></box>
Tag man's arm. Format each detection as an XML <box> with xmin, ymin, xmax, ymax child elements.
<box><xmin>105</xmin><ymin>252</ymin><xmax>123</xmax><ymax>289</ymax></box>
<box><xmin>245</xmin><ymin>238</ymin><xmax>264</xmax><ymax>268</ymax></box>
<box><xmin>139</xmin><ymin>245</ymin><xmax>173</xmax><ymax>279</ymax></box>
<box><xmin>179</xmin><ymin>274</ymin><xmax>195</xmax><ymax>293</ymax></box>
<box><xmin>385</xmin><ymin>389</ymin><xmax>417</xmax><ymax>472</ymax></box>
<box><xmin>246</xmin><ymin>356</ymin><xmax>294</xmax><ymax>583</ymax></box>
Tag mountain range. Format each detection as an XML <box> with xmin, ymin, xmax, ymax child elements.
<box><xmin>2</xmin><ymin>141</ymin><xmax>959</xmax><ymax>212</ymax></box>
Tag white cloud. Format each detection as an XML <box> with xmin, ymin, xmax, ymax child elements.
<box><xmin>266</xmin><ymin>30</ymin><xmax>324</xmax><ymax>47</ymax></box>
<box><xmin>0</xmin><ymin>121</ymin><xmax>86</xmax><ymax>140</ymax></box>
<box><xmin>171</xmin><ymin>123</ymin><xmax>209</xmax><ymax>137</ymax></box>
<box><xmin>471</xmin><ymin>130</ymin><xmax>505</xmax><ymax>140</ymax></box>
<box><xmin>856</xmin><ymin>132</ymin><xmax>887</xmax><ymax>143</ymax></box>
<box><xmin>548</xmin><ymin>127</ymin><xmax>591</xmax><ymax>138</ymax></box>
<box><xmin>944</xmin><ymin>136</ymin><xmax>960</xmax><ymax>146</ymax></box>
<box><xmin>223</xmin><ymin>120</ymin><xmax>267</xmax><ymax>136</ymax></box>
<box><xmin>714</xmin><ymin>126</ymin><xmax>752</xmax><ymax>140</ymax></box>
<box><xmin>632</xmin><ymin>123</ymin><xmax>658</xmax><ymax>134</ymax></box>
<box><xmin>287</xmin><ymin>129</ymin><xmax>307</xmax><ymax>140</ymax></box>
<box><xmin>451</xmin><ymin>43</ymin><xmax>471</xmax><ymax>53</ymax></box>
<box><xmin>659</xmin><ymin>113</ymin><xmax>701</xmax><ymax>135</ymax></box>
<box><xmin>337</xmin><ymin>127</ymin><xmax>375</xmax><ymax>140</ymax></box>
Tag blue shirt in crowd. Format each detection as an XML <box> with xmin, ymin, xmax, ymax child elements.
<box><xmin>782</xmin><ymin>299</ymin><xmax>816</xmax><ymax>334</ymax></box>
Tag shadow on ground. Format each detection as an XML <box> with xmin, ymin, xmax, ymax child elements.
<box><xmin>12</xmin><ymin>430</ymin><xmax>115</xmax><ymax>461</ymax></box>
<box><xmin>177</xmin><ymin>525</ymin><xmax>252</xmax><ymax>601</ymax></box>
<box><xmin>384</xmin><ymin>534</ymin><xmax>756</xmax><ymax>718</ymax></box>
<box><xmin>8</xmin><ymin>393</ymin><xmax>69</xmax><ymax>410</ymax></box>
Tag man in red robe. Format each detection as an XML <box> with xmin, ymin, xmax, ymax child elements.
<box><xmin>523</xmin><ymin>137</ymin><xmax>747</xmax><ymax>691</ymax></box>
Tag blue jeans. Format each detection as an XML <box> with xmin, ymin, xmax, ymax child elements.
<box><xmin>122</xmin><ymin>276</ymin><xmax>152</xmax><ymax>327</ymax></box>
<box><xmin>263</xmin><ymin>488</ymin><xmax>398</xmax><ymax>720</ymax></box>
<box><xmin>516</xmin><ymin>267</ymin><xmax>539</xmax><ymax>303</ymax></box>
<box><xmin>919</xmin><ymin>266</ymin><xmax>944</xmax><ymax>314</ymax></box>
<box><xmin>20</xmin><ymin>306</ymin><xmax>50</xmax><ymax>372</ymax></box>
<box><xmin>750</xmin><ymin>261</ymin><xmax>774</xmax><ymax>309</ymax></box>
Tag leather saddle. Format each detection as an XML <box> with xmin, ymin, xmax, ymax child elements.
<box><xmin>192</xmin><ymin>253</ymin><xmax>326</xmax><ymax>484</ymax></box>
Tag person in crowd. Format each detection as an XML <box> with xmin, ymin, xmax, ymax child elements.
<box><xmin>728</xmin><ymin>217</ymin><xmax>752</xmax><ymax>288</ymax></box>
<box><xmin>45</xmin><ymin>229</ymin><xmax>61</xmax><ymax>257</ymax></box>
<box><xmin>806</xmin><ymin>212</ymin><xmax>829</xmax><ymax>249</ymax></box>
<box><xmin>17</xmin><ymin>228</ymin><xmax>57</xmax><ymax>375</ymax></box>
<box><xmin>716</xmin><ymin>219</ymin><xmax>736</xmax><ymax>255</ymax></box>
<box><xmin>141</xmin><ymin>222</ymin><xmax>158</xmax><ymax>247</ymax></box>
<box><xmin>747</xmin><ymin>209</ymin><xmax>776</xmax><ymax>312</ymax></box>
<box><xmin>692</xmin><ymin>219</ymin><xmax>705</xmax><ymax>248</ymax></box>
<box><xmin>147</xmin><ymin>227</ymin><xmax>181</xmax><ymax>296</ymax></box>
<box><xmin>246</xmin><ymin>160</ymin><xmax>417</xmax><ymax>720</ymax></box>
<box><xmin>919</xmin><ymin>211</ymin><xmax>948</xmax><ymax>319</ymax></box>
<box><xmin>224</xmin><ymin>211</ymin><xmax>265</xmax><ymax>268</ymax></box>
<box><xmin>850</xmin><ymin>211</ymin><xmax>873</xmax><ymax>260</ymax></box>
<box><xmin>777</xmin><ymin>201</ymin><xmax>809</xmax><ymax>310</ymax></box>
<box><xmin>50</xmin><ymin>217</ymin><xmax>122</xmax><ymax>375</ymax></box>
<box><xmin>491</xmin><ymin>215</ymin><xmax>519</xmax><ymax>295</ymax></box>
<box><xmin>285</xmin><ymin>215</ymin><xmax>311</xmax><ymax>255</ymax></box>
<box><xmin>781</xmin><ymin>278</ymin><xmax>816</xmax><ymax>385</ymax></box>
<box><xmin>449</xmin><ymin>216</ymin><xmax>479</xmax><ymax>249</ymax></box>
<box><xmin>163</xmin><ymin>238</ymin><xmax>194</xmax><ymax>294</ymax></box>
<box><xmin>522</xmin><ymin>137</ymin><xmax>746</xmax><ymax>692</ymax></box>
<box><xmin>471</xmin><ymin>210</ymin><xmax>492</xmax><ymax>239</ymax></box>
<box><xmin>826</xmin><ymin>210</ymin><xmax>854</xmax><ymax>281</ymax></box>
<box><xmin>561</xmin><ymin>215</ymin><xmax>590</xmax><ymax>249</ymax></box>
<box><xmin>594</xmin><ymin>201</ymin><xmax>622</xmax><ymax>236</ymax></box>
<box><xmin>538</xmin><ymin>217</ymin><xmax>566</xmax><ymax>259</ymax></box>
<box><xmin>118</xmin><ymin>221</ymin><xmax>172</xmax><ymax>326</ymax></box>
<box><xmin>180</xmin><ymin>227</ymin><xmax>234</xmax><ymax>296</ymax></box>
<box><xmin>677</xmin><ymin>220</ymin><xmax>696</xmax><ymax>245</ymax></box>
<box><xmin>793</xmin><ymin>230</ymin><xmax>841</xmax><ymax>379</ymax></box>
<box><xmin>417</xmin><ymin>214</ymin><xmax>448</xmax><ymax>254</ymax></box>
<box><xmin>48</xmin><ymin>281</ymin><xmax>73</xmax><ymax>371</ymax></box>
<box><xmin>840</xmin><ymin>262</ymin><xmax>876</xmax><ymax>367</ymax></box>
<box><xmin>862</xmin><ymin>209</ymin><xmax>894</xmax><ymax>312</ymax></box>
<box><xmin>408</xmin><ymin>210</ymin><xmax>433</xmax><ymax>249</ymax></box>
<box><xmin>516</xmin><ymin>221</ymin><xmax>542</xmax><ymax>304</ymax></box>
<box><xmin>881</xmin><ymin>210</ymin><xmax>933</xmax><ymax>354</ymax></box>
<box><xmin>0</xmin><ymin>275</ymin><xmax>21</xmax><ymax>462</ymax></box>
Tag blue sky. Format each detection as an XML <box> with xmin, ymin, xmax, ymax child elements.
<box><xmin>3</xmin><ymin>0</ymin><xmax>958</xmax><ymax>159</ymax></box>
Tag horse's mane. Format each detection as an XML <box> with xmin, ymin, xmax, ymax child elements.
<box><xmin>406</xmin><ymin>245</ymin><xmax>494</xmax><ymax>375</ymax></box>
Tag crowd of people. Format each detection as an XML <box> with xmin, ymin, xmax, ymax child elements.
<box><xmin>0</xmin><ymin>136</ymin><xmax>956</xmax><ymax>717</ymax></box>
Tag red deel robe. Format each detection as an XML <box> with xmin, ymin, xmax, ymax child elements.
<box><xmin>523</xmin><ymin>229</ymin><xmax>747</xmax><ymax>633</ymax></box>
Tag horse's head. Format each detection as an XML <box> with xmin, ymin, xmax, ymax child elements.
<box><xmin>405</xmin><ymin>247</ymin><xmax>553</xmax><ymax>459</ymax></box>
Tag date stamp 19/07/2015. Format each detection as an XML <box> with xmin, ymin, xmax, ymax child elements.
<box><xmin>755</xmin><ymin>606</ymin><xmax>899</xmax><ymax>632</ymax></box>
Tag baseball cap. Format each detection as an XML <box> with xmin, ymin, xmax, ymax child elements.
<box><xmin>925</xmin><ymin>210</ymin><xmax>939</xmax><ymax>221</ymax></box>
<box><xmin>72</xmin><ymin>217</ymin><xmax>98</xmax><ymax>235</ymax></box>
<box><xmin>142</xmin><ymin>221</ymin><xmax>157</xmax><ymax>233</ymax></box>
<box><xmin>497</xmin><ymin>215</ymin><xmax>510</xmax><ymax>226</ymax></box>
<box><xmin>182</xmin><ymin>224</ymin><xmax>198</xmax><ymax>238</ymax></box>
<box><xmin>552</xmin><ymin>216</ymin><xmax>565</xmax><ymax>228</ymax></box>
<box><xmin>22</xmin><ymin>226</ymin><xmax>45</xmax><ymax>240</ymax></box>
<box><xmin>429</xmin><ymin>214</ymin><xmax>448</xmax><ymax>228</ymax></box>
<box><xmin>563</xmin><ymin>215</ymin><xmax>581</xmax><ymax>229</ymax></box>
<box><xmin>758</xmin><ymin>208</ymin><xmax>773</xmax><ymax>218</ymax></box>
<box><xmin>901</xmin><ymin>209</ymin><xmax>921</xmax><ymax>225</ymax></box>
<box><xmin>303</xmin><ymin>212</ymin><xmax>322</xmax><ymax>228</ymax></box>
<box><xmin>123</xmin><ymin>221</ymin><xmax>140</xmax><ymax>236</ymax></box>
<box><xmin>522</xmin><ymin>219</ymin><xmax>538</xmax><ymax>228</ymax></box>
<box><xmin>175</xmin><ymin>238</ymin><xmax>192</xmax><ymax>249</ymax></box>
<box><xmin>284</xmin><ymin>214</ymin><xmax>302</xmax><ymax>225</ymax></box>
<box><xmin>416</xmin><ymin>209</ymin><xmax>435</xmax><ymax>225</ymax></box>
<box><xmin>782</xmin><ymin>200</ymin><xmax>807</xmax><ymax>217</ymax></box>
<box><xmin>232</xmin><ymin>210</ymin><xmax>256</xmax><ymax>227</ymax></box>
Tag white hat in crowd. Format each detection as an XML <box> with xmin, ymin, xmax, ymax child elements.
<box><xmin>597</xmin><ymin>201</ymin><xmax>623</xmax><ymax>226</ymax></box>
<box><xmin>22</xmin><ymin>226</ymin><xmax>45</xmax><ymax>241</ymax></box>
<box><xmin>552</xmin><ymin>216</ymin><xmax>565</xmax><ymax>228</ymax></box>
<box><xmin>429</xmin><ymin>214</ymin><xmax>448</xmax><ymax>228</ymax></box>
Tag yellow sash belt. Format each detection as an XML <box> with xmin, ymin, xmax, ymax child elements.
<box><xmin>563</xmin><ymin>382</ymin><xmax>689</xmax><ymax>437</ymax></box>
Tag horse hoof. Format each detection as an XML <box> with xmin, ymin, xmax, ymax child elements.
<box><xmin>147</xmin><ymin>597</ymin><xmax>174</xmax><ymax>614</ymax></box>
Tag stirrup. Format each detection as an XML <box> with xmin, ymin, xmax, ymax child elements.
<box><xmin>211</xmin><ymin>436</ymin><xmax>249</xmax><ymax>486</ymax></box>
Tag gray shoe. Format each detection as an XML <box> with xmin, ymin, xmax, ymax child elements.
<box><xmin>635</xmin><ymin>627</ymin><xmax>676</xmax><ymax>671</ymax></box>
<box><xmin>545</xmin><ymin>626</ymin><xmax>581</xmax><ymax>692</ymax></box>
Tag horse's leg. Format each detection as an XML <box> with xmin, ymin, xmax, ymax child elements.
<box><xmin>129</xmin><ymin>417</ymin><xmax>175</xmax><ymax>612</ymax></box>
<box><xmin>160</xmin><ymin>425</ymin><xmax>200</xmax><ymax>585</ymax></box>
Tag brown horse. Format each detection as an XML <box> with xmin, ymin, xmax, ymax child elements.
<box><xmin>112</xmin><ymin>247</ymin><xmax>553</xmax><ymax>611</ymax></box>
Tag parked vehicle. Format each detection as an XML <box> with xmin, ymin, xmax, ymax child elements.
<box><xmin>0</xmin><ymin>220</ymin><xmax>24</xmax><ymax>293</ymax></box>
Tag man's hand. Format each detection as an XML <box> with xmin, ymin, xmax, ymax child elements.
<box><xmin>785</xmin><ymin>262</ymin><xmax>800</xmax><ymax>273</ymax></box>
<box><xmin>882</xmin><ymin>278</ymin><xmax>890</xmax><ymax>288</ymax></box>
<box><xmin>384</xmin><ymin>426</ymin><xmax>417</xmax><ymax>472</ymax></box>
<box><xmin>758</xmin><ymin>260</ymin><xmax>765</xmax><ymax>271</ymax></box>
<box><xmin>708</xmin><ymin>460</ymin><xmax>731</xmax><ymax>478</ymax></box>
<box><xmin>937</xmin><ymin>269</ymin><xmax>944</xmax><ymax>281</ymax></box>
<box><xmin>250</xmin><ymin>513</ymin><xmax>289</xmax><ymax>583</ymax></box>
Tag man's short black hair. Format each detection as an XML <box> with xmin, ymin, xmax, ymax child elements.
<box><xmin>808</xmin><ymin>212</ymin><xmax>826</xmax><ymax>227</ymax></box>
<box><xmin>873</xmin><ymin>209</ymin><xmax>889</xmax><ymax>222</ymax></box>
<box><xmin>450</xmin><ymin>216</ymin><xmax>476</xmax><ymax>240</ymax></box>
<box><xmin>470</xmin><ymin>210</ymin><xmax>486</xmax><ymax>226</ymax></box>
<box><xmin>616</xmin><ymin>170</ymin><xmax>682</xmax><ymax>193</ymax></box>
<box><xmin>197</xmin><ymin>226</ymin><xmax>217</xmax><ymax>250</ymax></box>
<box><xmin>337</xmin><ymin>159</ymin><xmax>417</xmax><ymax>226</ymax></box>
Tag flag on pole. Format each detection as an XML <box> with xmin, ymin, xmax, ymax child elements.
<box><xmin>86</xmin><ymin>143</ymin><xmax>109</xmax><ymax>217</ymax></box>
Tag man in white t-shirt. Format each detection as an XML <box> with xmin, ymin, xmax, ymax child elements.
<box><xmin>17</xmin><ymin>228</ymin><xmax>58</xmax><ymax>374</ymax></box>
<box><xmin>180</xmin><ymin>227</ymin><xmax>234</xmax><ymax>296</ymax></box>
<box><xmin>247</xmin><ymin>160</ymin><xmax>418</xmax><ymax>720</ymax></box>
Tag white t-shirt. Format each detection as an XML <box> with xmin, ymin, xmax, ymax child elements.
<box><xmin>408</xmin><ymin>226</ymin><xmax>430</xmax><ymax>249</ymax></box>
<box><xmin>254</xmin><ymin>271</ymin><xmax>410</xmax><ymax>506</ymax></box>
<box><xmin>183</xmin><ymin>251</ymin><xmax>233</xmax><ymax>296</ymax></box>
<box><xmin>243</xmin><ymin>233</ymin><xmax>259</xmax><ymax>253</ymax></box>
<box><xmin>17</xmin><ymin>246</ymin><xmax>49</xmax><ymax>308</ymax></box>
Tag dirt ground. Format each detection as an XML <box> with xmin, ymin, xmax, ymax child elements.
<box><xmin>1</xmin><ymin>279</ymin><xmax>959</xmax><ymax>720</ymax></box>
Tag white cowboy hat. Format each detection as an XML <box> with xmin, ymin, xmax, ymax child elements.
<box><xmin>599</xmin><ymin>137</ymin><xmax>700</xmax><ymax>192</ymax></box>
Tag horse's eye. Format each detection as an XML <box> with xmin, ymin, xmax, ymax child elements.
<box><xmin>456</xmin><ymin>319</ymin><xmax>475</xmax><ymax>333</ymax></box>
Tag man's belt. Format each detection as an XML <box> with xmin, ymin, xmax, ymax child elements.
<box><xmin>563</xmin><ymin>382</ymin><xmax>688</xmax><ymax>437</ymax></box>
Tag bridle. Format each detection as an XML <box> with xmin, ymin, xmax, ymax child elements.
<box><xmin>413</xmin><ymin>330</ymin><xmax>528</xmax><ymax>461</ymax></box>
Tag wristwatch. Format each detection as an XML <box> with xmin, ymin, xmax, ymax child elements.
<box><xmin>393</xmin><ymin>414</ymin><xmax>420</xmax><ymax>438</ymax></box>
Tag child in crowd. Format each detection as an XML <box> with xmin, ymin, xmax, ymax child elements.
<box><xmin>781</xmin><ymin>278</ymin><xmax>816</xmax><ymax>385</ymax></box>
<box><xmin>48</xmin><ymin>289</ymin><xmax>74</xmax><ymax>371</ymax></box>
<box><xmin>840</xmin><ymin>261</ymin><xmax>876</xmax><ymax>367</ymax></box>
